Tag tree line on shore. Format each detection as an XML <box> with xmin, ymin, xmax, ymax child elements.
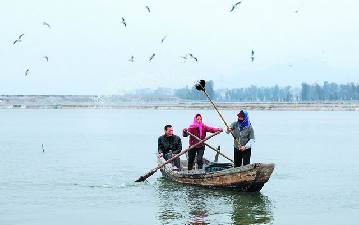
<box><xmin>132</xmin><ymin>81</ymin><xmax>359</xmax><ymax>102</ymax></box>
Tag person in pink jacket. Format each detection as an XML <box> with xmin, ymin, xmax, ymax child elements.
<box><xmin>183</xmin><ymin>113</ymin><xmax>222</xmax><ymax>170</ymax></box>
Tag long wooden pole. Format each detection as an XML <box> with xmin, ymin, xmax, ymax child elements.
<box><xmin>198</xmin><ymin>83</ymin><xmax>241</xmax><ymax>146</ymax></box>
<box><xmin>201</xmin><ymin>90</ymin><xmax>231</xmax><ymax>129</ymax></box>
<box><xmin>135</xmin><ymin>130</ymin><xmax>222</xmax><ymax>182</ymax></box>
<box><xmin>184</xmin><ymin>130</ymin><xmax>234</xmax><ymax>163</ymax></box>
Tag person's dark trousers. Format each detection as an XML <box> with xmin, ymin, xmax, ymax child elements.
<box><xmin>234</xmin><ymin>148</ymin><xmax>251</xmax><ymax>167</ymax></box>
<box><xmin>187</xmin><ymin>146</ymin><xmax>205</xmax><ymax>170</ymax></box>
<box><xmin>164</xmin><ymin>152</ymin><xmax>181</xmax><ymax>170</ymax></box>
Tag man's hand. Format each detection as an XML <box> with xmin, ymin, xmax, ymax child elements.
<box><xmin>158</xmin><ymin>153</ymin><xmax>163</xmax><ymax>158</ymax></box>
<box><xmin>226</xmin><ymin>127</ymin><xmax>232</xmax><ymax>134</ymax></box>
<box><xmin>239</xmin><ymin>146</ymin><xmax>246</xmax><ymax>152</ymax></box>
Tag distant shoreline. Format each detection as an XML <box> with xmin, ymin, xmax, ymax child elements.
<box><xmin>1</xmin><ymin>102</ymin><xmax>359</xmax><ymax>111</ymax></box>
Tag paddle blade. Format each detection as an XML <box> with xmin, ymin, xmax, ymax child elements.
<box><xmin>195</xmin><ymin>80</ymin><xmax>206</xmax><ymax>91</ymax></box>
<box><xmin>135</xmin><ymin>169</ymin><xmax>156</xmax><ymax>182</ymax></box>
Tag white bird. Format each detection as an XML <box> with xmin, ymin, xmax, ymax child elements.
<box><xmin>122</xmin><ymin>17</ymin><xmax>127</xmax><ymax>27</ymax></box>
<box><xmin>179</xmin><ymin>56</ymin><xmax>188</xmax><ymax>63</ymax></box>
<box><xmin>129</xmin><ymin>56</ymin><xmax>134</xmax><ymax>62</ymax></box>
<box><xmin>161</xmin><ymin>35</ymin><xmax>167</xmax><ymax>43</ymax></box>
<box><xmin>13</xmin><ymin>39</ymin><xmax>22</xmax><ymax>45</ymax></box>
<box><xmin>13</xmin><ymin>33</ymin><xmax>24</xmax><ymax>45</ymax></box>
<box><xmin>25</xmin><ymin>69</ymin><xmax>30</xmax><ymax>76</ymax></box>
<box><xmin>251</xmin><ymin>50</ymin><xmax>254</xmax><ymax>62</ymax></box>
<box><xmin>43</xmin><ymin>21</ymin><xmax>51</xmax><ymax>29</ymax></box>
<box><xmin>42</xmin><ymin>144</ymin><xmax>45</xmax><ymax>152</ymax></box>
<box><xmin>149</xmin><ymin>53</ymin><xmax>156</xmax><ymax>61</ymax></box>
<box><xmin>189</xmin><ymin>53</ymin><xmax>198</xmax><ymax>62</ymax></box>
<box><xmin>145</xmin><ymin>6</ymin><xmax>150</xmax><ymax>13</ymax></box>
<box><xmin>43</xmin><ymin>56</ymin><xmax>49</xmax><ymax>62</ymax></box>
<box><xmin>230</xmin><ymin>1</ymin><xmax>242</xmax><ymax>12</ymax></box>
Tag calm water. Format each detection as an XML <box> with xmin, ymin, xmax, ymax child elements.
<box><xmin>0</xmin><ymin>109</ymin><xmax>358</xmax><ymax>225</ymax></box>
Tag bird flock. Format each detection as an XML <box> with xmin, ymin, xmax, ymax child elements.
<box><xmin>13</xmin><ymin>21</ymin><xmax>51</xmax><ymax>77</ymax></box>
<box><xmin>121</xmin><ymin>2</ymin><xmax>255</xmax><ymax>64</ymax></box>
<box><xmin>13</xmin><ymin>2</ymin><xmax>259</xmax><ymax>78</ymax></box>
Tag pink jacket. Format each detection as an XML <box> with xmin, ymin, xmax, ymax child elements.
<box><xmin>183</xmin><ymin>125</ymin><xmax>220</xmax><ymax>148</ymax></box>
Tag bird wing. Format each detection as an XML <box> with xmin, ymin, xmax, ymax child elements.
<box><xmin>230</xmin><ymin>1</ymin><xmax>241</xmax><ymax>11</ymax></box>
<box><xmin>146</xmin><ymin>6</ymin><xmax>150</xmax><ymax>13</ymax></box>
<box><xmin>235</xmin><ymin>1</ymin><xmax>241</xmax><ymax>6</ymax></box>
<box><xmin>19</xmin><ymin>34</ymin><xmax>24</xmax><ymax>39</ymax></box>
<box><xmin>43</xmin><ymin>22</ymin><xmax>51</xmax><ymax>28</ymax></box>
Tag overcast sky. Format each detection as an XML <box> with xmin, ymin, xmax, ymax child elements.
<box><xmin>1</xmin><ymin>0</ymin><xmax>358</xmax><ymax>94</ymax></box>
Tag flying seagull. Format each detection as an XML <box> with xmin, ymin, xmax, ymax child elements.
<box><xmin>13</xmin><ymin>33</ymin><xmax>24</xmax><ymax>45</ymax></box>
<box><xmin>230</xmin><ymin>1</ymin><xmax>242</xmax><ymax>12</ymax></box>
<box><xmin>13</xmin><ymin>39</ymin><xmax>22</xmax><ymax>45</ymax></box>
<box><xmin>251</xmin><ymin>50</ymin><xmax>254</xmax><ymax>62</ymax></box>
<box><xmin>122</xmin><ymin>17</ymin><xmax>127</xmax><ymax>27</ymax></box>
<box><xmin>42</xmin><ymin>144</ymin><xmax>45</xmax><ymax>152</ymax></box>
<box><xmin>161</xmin><ymin>35</ymin><xmax>167</xmax><ymax>43</ymax></box>
<box><xmin>43</xmin><ymin>21</ymin><xmax>51</xmax><ymax>29</ymax></box>
<box><xmin>189</xmin><ymin>53</ymin><xmax>198</xmax><ymax>62</ymax></box>
<box><xmin>129</xmin><ymin>56</ymin><xmax>134</xmax><ymax>62</ymax></box>
<box><xmin>145</xmin><ymin>5</ymin><xmax>150</xmax><ymax>13</ymax></box>
<box><xmin>25</xmin><ymin>69</ymin><xmax>30</xmax><ymax>76</ymax></box>
<box><xmin>149</xmin><ymin>53</ymin><xmax>156</xmax><ymax>62</ymax></box>
<box><xmin>43</xmin><ymin>56</ymin><xmax>49</xmax><ymax>62</ymax></box>
<box><xmin>179</xmin><ymin>56</ymin><xmax>188</xmax><ymax>63</ymax></box>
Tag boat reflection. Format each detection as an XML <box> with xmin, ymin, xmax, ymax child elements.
<box><xmin>155</xmin><ymin>178</ymin><xmax>273</xmax><ymax>225</ymax></box>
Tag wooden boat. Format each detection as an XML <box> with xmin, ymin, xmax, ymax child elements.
<box><xmin>158</xmin><ymin>157</ymin><xmax>275</xmax><ymax>192</ymax></box>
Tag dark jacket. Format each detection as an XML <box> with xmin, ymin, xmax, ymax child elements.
<box><xmin>158</xmin><ymin>134</ymin><xmax>182</xmax><ymax>155</ymax></box>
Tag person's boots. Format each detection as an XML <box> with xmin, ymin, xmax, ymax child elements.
<box><xmin>187</xmin><ymin>162</ymin><xmax>193</xmax><ymax>171</ymax></box>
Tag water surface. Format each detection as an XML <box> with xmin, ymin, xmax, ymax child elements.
<box><xmin>0</xmin><ymin>109</ymin><xmax>358</xmax><ymax>225</ymax></box>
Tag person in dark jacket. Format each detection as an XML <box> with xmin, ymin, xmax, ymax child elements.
<box><xmin>183</xmin><ymin>114</ymin><xmax>222</xmax><ymax>170</ymax></box>
<box><xmin>227</xmin><ymin>110</ymin><xmax>255</xmax><ymax>167</ymax></box>
<box><xmin>158</xmin><ymin>125</ymin><xmax>182</xmax><ymax>170</ymax></box>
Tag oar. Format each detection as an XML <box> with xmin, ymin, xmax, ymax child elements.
<box><xmin>184</xmin><ymin>130</ymin><xmax>234</xmax><ymax>163</ymax></box>
<box><xmin>135</xmin><ymin>130</ymin><xmax>222</xmax><ymax>182</ymax></box>
<box><xmin>195</xmin><ymin>80</ymin><xmax>241</xmax><ymax>146</ymax></box>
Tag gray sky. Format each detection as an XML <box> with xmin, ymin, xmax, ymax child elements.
<box><xmin>1</xmin><ymin>0</ymin><xmax>358</xmax><ymax>94</ymax></box>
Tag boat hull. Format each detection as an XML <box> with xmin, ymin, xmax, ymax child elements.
<box><xmin>159</xmin><ymin>159</ymin><xmax>274</xmax><ymax>192</ymax></box>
